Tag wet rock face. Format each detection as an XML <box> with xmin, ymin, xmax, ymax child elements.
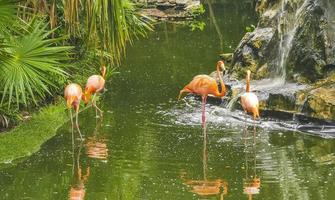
<box><xmin>226</xmin><ymin>0</ymin><xmax>335</xmax><ymax>120</ymax></box>
<box><xmin>303</xmin><ymin>85</ymin><xmax>335</xmax><ymax>120</ymax></box>
<box><xmin>231</xmin><ymin>0</ymin><xmax>335</xmax><ymax>82</ymax></box>
<box><xmin>287</xmin><ymin>0</ymin><xmax>330</xmax><ymax>82</ymax></box>
<box><xmin>230</xmin><ymin>28</ymin><xmax>275</xmax><ymax>79</ymax></box>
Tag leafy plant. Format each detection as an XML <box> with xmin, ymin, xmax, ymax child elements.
<box><xmin>0</xmin><ymin>0</ymin><xmax>16</xmax><ymax>31</ymax></box>
<box><xmin>0</xmin><ymin>19</ymin><xmax>72</xmax><ymax>109</ymax></box>
<box><xmin>0</xmin><ymin>107</ymin><xmax>21</xmax><ymax>128</ymax></box>
<box><xmin>188</xmin><ymin>21</ymin><xmax>206</xmax><ymax>31</ymax></box>
<box><xmin>23</xmin><ymin>0</ymin><xmax>154</xmax><ymax>65</ymax></box>
<box><xmin>246</xmin><ymin>24</ymin><xmax>256</xmax><ymax>32</ymax></box>
<box><xmin>190</xmin><ymin>4</ymin><xmax>205</xmax><ymax>17</ymax></box>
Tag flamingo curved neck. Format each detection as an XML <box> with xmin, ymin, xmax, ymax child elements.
<box><xmin>85</xmin><ymin>86</ymin><xmax>95</xmax><ymax>94</ymax></box>
<box><xmin>215</xmin><ymin>64</ymin><xmax>226</xmax><ymax>97</ymax></box>
<box><xmin>83</xmin><ymin>86</ymin><xmax>94</xmax><ymax>102</ymax></box>
<box><xmin>246</xmin><ymin>73</ymin><xmax>250</xmax><ymax>93</ymax></box>
<box><xmin>101</xmin><ymin>66</ymin><xmax>106</xmax><ymax>78</ymax></box>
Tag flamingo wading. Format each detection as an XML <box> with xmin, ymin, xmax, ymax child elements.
<box><xmin>83</xmin><ymin>66</ymin><xmax>106</xmax><ymax>117</ymax></box>
<box><xmin>241</xmin><ymin>70</ymin><xmax>260</xmax><ymax>120</ymax></box>
<box><xmin>64</xmin><ymin>83</ymin><xmax>83</xmax><ymax>139</ymax></box>
<box><xmin>178</xmin><ymin>61</ymin><xmax>227</xmax><ymax>125</ymax></box>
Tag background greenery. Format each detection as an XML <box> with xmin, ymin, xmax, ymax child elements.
<box><xmin>0</xmin><ymin>0</ymin><xmax>152</xmax><ymax>129</ymax></box>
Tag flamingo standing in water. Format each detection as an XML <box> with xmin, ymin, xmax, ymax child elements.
<box><xmin>241</xmin><ymin>70</ymin><xmax>260</xmax><ymax>120</ymax></box>
<box><xmin>64</xmin><ymin>83</ymin><xmax>83</xmax><ymax>139</ymax></box>
<box><xmin>178</xmin><ymin>61</ymin><xmax>227</xmax><ymax>125</ymax></box>
<box><xmin>83</xmin><ymin>66</ymin><xmax>106</xmax><ymax>117</ymax></box>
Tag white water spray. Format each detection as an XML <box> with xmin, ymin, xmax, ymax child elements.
<box><xmin>276</xmin><ymin>0</ymin><xmax>308</xmax><ymax>84</ymax></box>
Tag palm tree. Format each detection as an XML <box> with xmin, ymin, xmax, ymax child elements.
<box><xmin>0</xmin><ymin>19</ymin><xmax>72</xmax><ymax>109</ymax></box>
<box><xmin>0</xmin><ymin>0</ymin><xmax>153</xmax><ymax>126</ymax></box>
<box><xmin>0</xmin><ymin>0</ymin><xmax>71</xmax><ymax>110</ymax></box>
<box><xmin>20</xmin><ymin>0</ymin><xmax>153</xmax><ymax>65</ymax></box>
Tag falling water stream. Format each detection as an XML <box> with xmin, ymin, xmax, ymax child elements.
<box><xmin>276</xmin><ymin>0</ymin><xmax>308</xmax><ymax>83</ymax></box>
<box><xmin>0</xmin><ymin>1</ymin><xmax>334</xmax><ymax>200</ymax></box>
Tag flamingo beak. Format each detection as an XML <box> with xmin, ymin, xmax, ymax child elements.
<box><xmin>82</xmin><ymin>93</ymin><xmax>88</xmax><ymax>105</ymax></box>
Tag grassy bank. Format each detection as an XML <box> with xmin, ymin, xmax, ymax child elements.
<box><xmin>0</xmin><ymin>102</ymin><xmax>68</xmax><ymax>164</ymax></box>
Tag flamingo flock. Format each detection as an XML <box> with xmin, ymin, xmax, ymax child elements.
<box><xmin>65</xmin><ymin>60</ymin><xmax>259</xmax><ymax>139</ymax></box>
<box><xmin>64</xmin><ymin>66</ymin><xmax>106</xmax><ymax>139</ymax></box>
<box><xmin>63</xmin><ymin>62</ymin><xmax>260</xmax><ymax>199</ymax></box>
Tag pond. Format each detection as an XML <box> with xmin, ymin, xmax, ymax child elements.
<box><xmin>1</xmin><ymin>1</ymin><xmax>335</xmax><ymax>200</ymax></box>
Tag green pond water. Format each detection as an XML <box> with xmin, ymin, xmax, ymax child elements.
<box><xmin>1</xmin><ymin>1</ymin><xmax>335</xmax><ymax>200</ymax></box>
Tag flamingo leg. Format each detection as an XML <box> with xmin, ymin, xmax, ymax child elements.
<box><xmin>69</xmin><ymin>109</ymin><xmax>74</xmax><ymax>128</ymax></box>
<box><xmin>91</xmin><ymin>94</ymin><xmax>103</xmax><ymax>117</ymax></box>
<box><xmin>75</xmin><ymin>107</ymin><xmax>83</xmax><ymax>140</ymax></box>
<box><xmin>253</xmin><ymin>125</ymin><xmax>256</xmax><ymax>146</ymax></box>
<box><xmin>71</xmin><ymin>122</ymin><xmax>75</xmax><ymax>175</ymax></box>
<box><xmin>201</xmin><ymin>96</ymin><xmax>207</xmax><ymax>127</ymax></box>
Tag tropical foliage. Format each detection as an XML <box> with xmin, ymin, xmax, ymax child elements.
<box><xmin>0</xmin><ymin>0</ymin><xmax>152</xmax><ymax>127</ymax></box>
<box><xmin>0</xmin><ymin>20</ymin><xmax>71</xmax><ymax>109</ymax></box>
<box><xmin>22</xmin><ymin>0</ymin><xmax>153</xmax><ymax>64</ymax></box>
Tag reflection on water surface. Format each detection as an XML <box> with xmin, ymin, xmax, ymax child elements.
<box><xmin>0</xmin><ymin>1</ymin><xmax>334</xmax><ymax>200</ymax></box>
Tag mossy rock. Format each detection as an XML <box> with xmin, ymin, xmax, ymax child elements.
<box><xmin>256</xmin><ymin>63</ymin><xmax>269</xmax><ymax>79</ymax></box>
<box><xmin>219</xmin><ymin>53</ymin><xmax>233</xmax><ymax>63</ymax></box>
<box><xmin>231</xmin><ymin>27</ymin><xmax>275</xmax><ymax>79</ymax></box>
<box><xmin>303</xmin><ymin>85</ymin><xmax>335</xmax><ymax>120</ymax></box>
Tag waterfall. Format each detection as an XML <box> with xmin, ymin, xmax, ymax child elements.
<box><xmin>276</xmin><ymin>0</ymin><xmax>309</xmax><ymax>84</ymax></box>
<box><xmin>225</xmin><ymin>0</ymin><xmax>310</xmax><ymax>111</ymax></box>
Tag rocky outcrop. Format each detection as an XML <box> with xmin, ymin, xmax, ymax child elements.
<box><xmin>301</xmin><ymin>73</ymin><xmax>335</xmax><ymax>120</ymax></box>
<box><xmin>224</xmin><ymin>0</ymin><xmax>335</xmax><ymax>121</ymax></box>
<box><xmin>303</xmin><ymin>86</ymin><xmax>335</xmax><ymax>120</ymax></box>
<box><xmin>230</xmin><ymin>0</ymin><xmax>335</xmax><ymax>83</ymax></box>
<box><xmin>286</xmin><ymin>0</ymin><xmax>335</xmax><ymax>82</ymax></box>
<box><xmin>230</xmin><ymin>27</ymin><xmax>276</xmax><ymax>79</ymax></box>
<box><xmin>133</xmin><ymin>0</ymin><xmax>202</xmax><ymax>20</ymax></box>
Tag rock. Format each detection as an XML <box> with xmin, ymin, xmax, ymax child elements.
<box><xmin>285</xmin><ymin>1</ymin><xmax>329</xmax><ymax>82</ymax></box>
<box><xmin>219</xmin><ymin>53</ymin><xmax>233</xmax><ymax>63</ymax></box>
<box><xmin>226</xmin><ymin>0</ymin><xmax>335</xmax><ymax>120</ymax></box>
<box><xmin>256</xmin><ymin>63</ymin><xmax>269</xmax><ymax>79</ymax></box>
<box><xmin>133</xmin><ymin>0</ymin><xmax>202</xmax><ymax>20</ymax></box>
<box><xmin>230</xmin><ymin>27</ymin><xmax>275</xmax><ymax>79</ymax></box>
<box><xmin>232</xmin><ymin>0</ymin><xmax>335</xmax><ymax>83</ymax></box>
<box><xmin>303</xmin><ymin>85</ymin><xmax>335</xmax><ymax>120</ymax></box>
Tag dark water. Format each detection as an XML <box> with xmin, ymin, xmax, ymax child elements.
<box><xmin>1</xmin><ymin>1</ymin><xmax>335</xmax><ymax>200</ymax></box>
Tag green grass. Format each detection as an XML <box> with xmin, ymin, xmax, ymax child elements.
<box><xmin>0</xmin><ymin>101</ymin><xmax>68</xmax><ymax>164</ymax></box>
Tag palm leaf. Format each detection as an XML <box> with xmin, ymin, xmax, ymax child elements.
<box><xmin>0</xmin><ymin>0</ymin><xmax>16</xmax><ymax>31</ymax></box>
<box><xmin>0</xmin><ymin>19</ymin><xmax>72</xmax><ymax>109</ymax></box>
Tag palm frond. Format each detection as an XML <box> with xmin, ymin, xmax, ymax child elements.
<box><xmin>16</xmin><ymin>0</ymin><xmax>153</xmax><ymax>65</ymax></box>
<box><xmin>0</xmin><ymin>19</ymin><xmax>72</xmax><ymax>109</ymax></box>
<box><xmin>0</xmin><ymin>0</ymin><xmax>16</xmax><ymax>31</ymax></box>
<box><xmin>65</xmin><ymin>0</ymin><xmax>154</xmax><ymax>65</ymax></box>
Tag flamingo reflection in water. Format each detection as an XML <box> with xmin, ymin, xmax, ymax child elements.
<box><xmin>85</xmin><ymin>119</ymin><xmax>109</xmax><ymax>161</ymax></box>
<box><xmin>243</xmin><ymin>125</ymin><xmax>261</xmax><ymax>200</ymax></box>
<box><xmin>181</xmin><ymin>123</ymin><xmax>228</xmax><ymax>199</ymax></box>
<box><xmin>69</xmin><ymin>137</ymin><xmax>90</xmax><ymax>200</ymax></box>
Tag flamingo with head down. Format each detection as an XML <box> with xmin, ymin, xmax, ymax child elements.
<box><xmin>82</xmin><ymin>66</ymin><xmax>107</xmax><ymax>117</ymax></box>
<box><xmin>178</xmin><ymin>61</ymin><xmax>227</xmax><ymax>125</ymax></box>
<box><xmin>64</xmin><ymin>83</ymin><xmax>83</xmax><ymax>139</ymax></box>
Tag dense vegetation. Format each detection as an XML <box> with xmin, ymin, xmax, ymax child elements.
<box><xmin>0</xmin><ymin>0</ymin><xmax>152</xmax><ymax>128</ymax></box>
